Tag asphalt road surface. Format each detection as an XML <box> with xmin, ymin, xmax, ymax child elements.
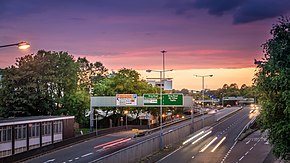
<box><xmin>224</xmin><ymin>130</ymin><xmax>271</xmax><ymax>163</ymax></box>
<box><xmin>24</xmin><ymin>107</ymin><xmax>241</xmax><ymax>163</ymax></box>
<box><xmin>157</xmin><ymin>106</ymin><xmax>254</xmax><ymax>163</ymax></box>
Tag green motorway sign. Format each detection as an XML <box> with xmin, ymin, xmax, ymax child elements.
<box><xmin>143</xmin><ymin>94</ymin><xmax>183</xmax><ymax>106</ymax></box>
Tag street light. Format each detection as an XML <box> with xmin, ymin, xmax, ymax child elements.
<box><xmin>161</xmin><ymin>50</ymin><xmax>166</xmax><ymax>79</ymax></box>
<box><xmin>0</xmin><ymin>42</ymin><xmax>31</xmax><ymax>50</ymax></box>
<box><xmin>194</xmin><ymin>74</ymin><xmax>213</xmax><ymax>129</ymax></box>
<box><xmin>146</xmin><ymin>69</ymin><xmax>173</xmax><ymax>148</ymax></box>
<box><xmin>146</xmin><ymin>50</ymin><xmax>173</xmax><ymax>148</ymax></box>
<box><xmin>124</xmin><ymin>110</ymin><xmax>129</xmax><ymax>129</ymax></box>
<box><xmin>95</xmin><ymin>112</ymin><xmax>98</xmax><ymax>136</ymax></box>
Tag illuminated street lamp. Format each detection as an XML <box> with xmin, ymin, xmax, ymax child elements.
<box><xmin>0</xmin><ymin>42</ymin><xmax>31</xmax><ymax>50</ymax></box>
<box><xmin>194</xmin><ymin>74</ymin><xmax>213</xmax><ymax>129</ymax></box>
<box><xmin>124</xmin><ymin>110</ymin><xmax>129</xmax><ymax>129</ymax></box>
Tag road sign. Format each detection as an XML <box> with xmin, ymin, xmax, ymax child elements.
<box><xmin>116</xmin><ymin>94</ymin><xmax>137</xmax><ymax>106</ymax></box>
<box><xmin>143</xmin><ymin>94</ymin><xmax>183</xmax><ymax>106</ymax></box>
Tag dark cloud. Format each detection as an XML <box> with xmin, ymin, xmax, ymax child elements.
<box><xmin>169</xmin><ymin>0</ymin><xmax>290</xmax><ymax>24</ymax></box>
<box><xmin>233</xmin><ymin>0</ymin><xmax>290</xmax><ymax>24</ymax></box>
<box><xmin>193</xmin><ymin>0</ymin><xmax>245</xmax><ymax>16</ymax></box>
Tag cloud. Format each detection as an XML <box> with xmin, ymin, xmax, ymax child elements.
<box><xmin>233</xmin><ymin>0</ymin><xmax>290</xmax><ymax>24</ymax></box>
<box><xmin>193</xmin><ymin>0</ymin><xmax>245</xmax><ymax>16</ymax></box>
<box><xmin>169</xmin><ymin>0</ymin><xmax>290</xmax><ymax>24</ymax></box>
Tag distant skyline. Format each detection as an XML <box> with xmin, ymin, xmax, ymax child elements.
<box><xmin>0</xmin><ymin>0</ymin><xmax>289</xmax><ymax>90</ymax></box>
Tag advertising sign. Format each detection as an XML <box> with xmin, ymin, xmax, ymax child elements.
<box><xmin>116</xmin><ymin>94</ymin><xmax>137</xmax><ymax>106</ymax></box>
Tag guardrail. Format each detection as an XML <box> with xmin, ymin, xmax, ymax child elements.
<box><xmin>235</xmin><ymin>116</ymin><xmax>257</xmax><ymax>141</ymax></box>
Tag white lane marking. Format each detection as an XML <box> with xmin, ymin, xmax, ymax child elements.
<box><xmin>239</xmin><ymin>156</ymin><xmax>244</xmax><ymax>161</ymax></box>
<box><xmin>220</xmin><ymin>141</ymin><xmax>238</xmax><ymax>163</ymax></box>
<box><xmin>156</xmin><ymin>146</ymin><xmax>182</xmax><ymax>163</ymax></box>
<box><xmin>200</xmin><ymin>137</ymin><xmax>218</xmax><ymax>152</ymax></box>
<box><xmin>43</xmin><ymin>159</ymin><xmax>55</xmax><ymax>163</ymax></box>
<box><xmin>245</xmin><ymin>151</ymin><xmax>249</xmax><ymax>155</ymax></box>
<box><xmin>246</xmin><ymin>140</ymin><xmax>251</xmax><ymax>144</ymax></box>
<box><xmin>211</xmin><ymin>137</ymin><xmax>226</xmax><ymax>152</ymax></box>
<box><xmin>81</xmin><ymin>152</ymin><xmax>93</xmax><ymax>158</ymax></box>
<box><xmin>68</xmin><ymin>160</ymin><xmax>73</xmax><ymax>162</ymax></box>
<box><xmin>250</xmin><ymin>147</ymin><xmax>254</xmax><ymax>151</ymax></box>
<box><xmin>75</xmin><ymin>157</ymin><xmax>79</xmax><ymax>160</ymax></box>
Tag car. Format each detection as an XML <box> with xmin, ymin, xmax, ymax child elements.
<box><xmin>133</xmin><ymin>130</ymin><xmax>149</xmax><ymax>137</ymax></box>
<box><xmin>226</xmin><ymin>104</ymin><xmax>231</xmax><ymax>108</ymax></box>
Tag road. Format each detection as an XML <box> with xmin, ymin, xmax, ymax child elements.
<box><xmin>157</xmin><ymin>106</ymin><xmax>254</xmax><ymax>163</ymax></box>
<box><xmin>24</xmin><ymin>107</ymin><xmax>240</xmax><ymax>163</ymax></box>
<box><xmin>224</xmin><ymin>130</ymin><xmax>271</xmax><ymax>163</ymax></box>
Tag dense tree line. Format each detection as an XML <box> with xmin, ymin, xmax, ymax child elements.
<box><xmin>0</xmin><ymin>51</ymin><xmax>159</xmax><ymax>126</ymax></box>
<box><xmin>254</xmin><ymin>17</ymin><xmax>290</xmax><ymax>160</ymax></box>
<box><xmin>174</xmin><ymin>83</ymin><xmax>256</xmax><ymax>101</ymax></box>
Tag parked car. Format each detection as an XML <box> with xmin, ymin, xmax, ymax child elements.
<box><xmin>226</xmin><ymin>104</ymin><xmax>231</xmax><ymax>108</ymax></box>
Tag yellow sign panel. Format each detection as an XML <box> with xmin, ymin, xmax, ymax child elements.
<box><xmin>132</xmin><ymin>129</ymin><xmax>139</xmax><ymax>132</ymax></box>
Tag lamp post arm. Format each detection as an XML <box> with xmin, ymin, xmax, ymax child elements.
<box><xmin>0</xmin><ymin>43</ymin><xmax>19</xmax><ymax>48</ymax></box>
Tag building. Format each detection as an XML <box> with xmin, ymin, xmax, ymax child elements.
<box><xmin>0</xmin><ymin>116</ymin><xmax>74</xmax><ymax>158</ymax></box>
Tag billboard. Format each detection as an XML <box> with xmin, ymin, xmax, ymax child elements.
<box><xmin>116</xmin><ymin>94</ymin><xmax>137</xmax><ymax>106</ymax></box>
<box><xmin>143</xmin><ymin>94</ymin><xmax>183</xmax><ymax>106</ymax></box>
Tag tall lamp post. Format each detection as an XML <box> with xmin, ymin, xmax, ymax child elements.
<box><xmin>124</xmin><ymin>110</ymin><xmax>129</xmax><ymax>129</ymax></box>
<box><xmin>0</xmin><ymin>42</ymin><xmax>30</xmax><ymax>49</ymax></box>
<box><xmin>146</xmin><ymin>69</ymin><xmax>173</xmax><ymax>148</ymax></box>
<box><xmin>145</xmin><ymin>50</ymin><xmax>172</xmax><ymax>148</ymax></box>
<box><xmin>95</xmin><ymin>112</ymin><xmax>98</xmax><ymax>136</ymax></box>
<box><xmin>194</xmin><ymin>74</ymin><xmax>213</xmax><ymax>129</ymax></box>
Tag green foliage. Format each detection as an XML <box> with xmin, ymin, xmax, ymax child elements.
<box><xmin>0</xmin><ymin>51</ymin><xmax>105</xmax><ymax>126</ymax></box>
<box><xmin>255</xmin><ymin>17</ymin><xmax>290</xmax><ymax>160</ymax></box>
<box><xmin>92</xmin><ymin>68</ymin><xmax>159</xmax><ymax>96</ymax></box>
<box><xmin>92</xmin><ymin>68</ymin><xmax>159</xmax><ymax>118</ymax></box>
<box><xmin>77</xmin><ymin>57</ymin><xmax>108</xmax><ymax>92</ymax></box>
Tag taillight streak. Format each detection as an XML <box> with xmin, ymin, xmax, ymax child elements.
<box><xmin>94</xmin><ymin>138</ymin><xmax>126</xmax><ymax>149</ymax></box>
<box><xmin>103</xmin><ymin>138</ymin><xmax>132</xmax><ymax>149</ymax></box>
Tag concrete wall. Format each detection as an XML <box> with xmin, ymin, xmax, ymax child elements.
<box><xmin>93</xmin><ymin>115</ymin><xmax>216</xmax><ymax>163</ymax></box>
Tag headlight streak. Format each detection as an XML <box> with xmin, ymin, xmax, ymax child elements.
<box><xmin>211</xmin><ymin>137</ymin><xmax>226</xmax><ymax>152</ymax></box>
<box><xmin>182</xmin><ymin>131</ymin><xmax>205</xmax><ymax>145</ymax></box>
<box><xmin>199</xmin><ymin>137</ymin><xmax>218</xmax><ymax>152</ymax></box>
<box><xmin>192</xmin><ymin>131</ymin><xmax>212</xmax><ymax>145</ymax></box>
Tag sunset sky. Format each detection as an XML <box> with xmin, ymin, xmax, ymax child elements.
<box><xmin>1</xmin><ymin>0</ymin><xmax>289</xmax><ymax>90</ymax></box>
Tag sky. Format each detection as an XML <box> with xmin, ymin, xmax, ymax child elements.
<box><xmin>0</xmin><ymin>0</ymin><xmax>290</xmax><ymax>90</ymax></box>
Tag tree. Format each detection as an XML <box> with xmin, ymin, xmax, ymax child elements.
<box><xmin>93</xmin><ymin>68</ymin><xmax>158</xmax><ymax>96</ymax></box>
<box><xmin>255</xmin><ymin>17</ymin><xmax>290</xmax><ymax>160</ymax></box>
<box><xmin>92</xmin><ymin>68</ymin><xmax>159</xmax><ymax>125</ymax></box>
<box><xmin>77</xmin><ymin>57</ymin><xmax>108</xmax><ymax>92</ymax></box>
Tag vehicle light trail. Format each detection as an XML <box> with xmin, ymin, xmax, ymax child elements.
<box><xmin>103</xmin><ymin>138</ymin><xmax>132</xmax><ymax>149</ymax></box>
<box><xmin>182</xmin><ymin>131</ymin><xmax>205</xmax><ymax>145</ymax></box>
<box><xmin>94</xmin><ymin>138</ymin><xmax>125</xmax><ymax>148</ymax></box>
<box><xmin>192</xmin><ymin>131</ymin><xmax>212</xmax><ymax>145</ymax></box>
<box><xmin>199</xmin><ymin>137</ymin><xmax>218</xmax><ymax>152</ymax></box>
<box><xmin>211</xmin><ymin>137</ymin><xmax>226</xmax><ymax>152</ymax></box>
